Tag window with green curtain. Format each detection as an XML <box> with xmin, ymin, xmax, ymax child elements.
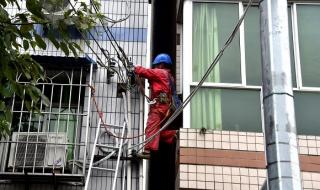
<box><xmin>191</xmin><ymin>88</ymin><xmax>262</xmax><ymax>132</ymax></box>
<box><xmin>245</xmin><ymin>6</ymin><xmax>262</xmax><ymax>86</ymax></box>
<box><xmin>295</xmin><ymin>92</ymin><xmax>320</xmax><ymax>136</ymax></box>
<box><xmin>192</xmin><ymin>3</ymin><xmax>241</xmax><ymax>83</ymax></box>
<box><xmin>297</xmin><ymin>5</ymin><xmax>320</xmax><ymax>87</ymax></box>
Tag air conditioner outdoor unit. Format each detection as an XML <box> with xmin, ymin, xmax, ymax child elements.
<box><xmin>8</xmin><ymin>132</ymin><xmax>67</xmax><ymax>168</ymax></box>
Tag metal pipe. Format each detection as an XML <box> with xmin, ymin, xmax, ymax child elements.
<box><xmin>260</xmin><ymin>0</ymin><xmax>302</xmax><ymax>189</ymax></box>
<box><xmin>83</xmin><ymin>64</ymin><xmax>93</xmax><ymax>175</ymax></box>
<box><xmin>141</xmin><ymin>4</ymin><xmax>153</xmax><ymax>190</ymax></box>
<box><xmin>126</xmin><ymin>90</ymin><xmax>132</xmax><ymax>190</ymax></box>
<box><xmin>84</xmin><ymin>120</ymin><xmax>101</xmax><ymax>190</ymax></box>
<box><xmin>121</xmin><ymin>160</ymin><xmax>127</xmax><ymax>190</ymax></box>
<box><xmin>112</xmin><ymin>121</ymin><xmax>127</xmax><ymax>190</ymax></box>
<box><xmin>138</xmin><ymin>94</ymin><xmax>144</xmax><ymax>190</ymax></box>
<box><xmin>73</xmin><ymin>68</ymin><xmax>83</xmax><ymax>174</ymax></box>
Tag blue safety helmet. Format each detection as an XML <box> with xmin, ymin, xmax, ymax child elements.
<box><xmin>152</xmin><ymin>53</ymin><xmax>172</xmax><ymax>66</ymax></box>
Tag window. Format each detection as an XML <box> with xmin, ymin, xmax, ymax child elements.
<box><xmin>244</xmin><ymin>7</ymin><xmax>261</xmax><ymax>86</ymax></box>
<box><xmin>192</xmin><ymin>3</ymin><xmax>241</xmax><ymax>84</ymax></box>
<box><xmin>296</xmin><ymin>4</ymin><xmax>320</xmax><ymax>87</ymax></box>
<box><xmin>184</xmin><ymin>2</ymin><xmax>263</xmax><ymax>131</ymax></box>
<box><xmin>184</xmin><ymin>1</ymin><xmax>320</xmax><ymax>135</ymax></box>
<box><xmin>293</xmin><ymin>4</ymin><xmax>320</xmax><ymax>136</ymax></box>
<box><xmin>0</xmin><ymin>60</ymin><xmax>93</xmax><ymax>179</ymax></box>
<box><xmin>191</xmin><ymin>88</ymin><xmax>261</xmax><ymax>132</ymax></box>
<box><xmin>294</xmin><ymin>91</ymin><xmax>320</xmax><ymax>135</ymax></box>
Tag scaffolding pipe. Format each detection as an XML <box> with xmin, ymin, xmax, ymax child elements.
<box><xmin>260</xmin><ymin>0</ymin><xmax>301</xmax><ymax>189</ymax></box>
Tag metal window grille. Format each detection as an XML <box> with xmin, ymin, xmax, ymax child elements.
<box><xmin>0</xmin><ymin>66</ymin><xmax>93</xmax><ymax>181</ymax></box>
<box><xmin>2</xmin><ymin>0</ymin><xmax>149</xmax><ymax>189</ymax></box>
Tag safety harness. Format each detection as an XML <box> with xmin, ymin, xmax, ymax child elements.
<box><xmin>135</xmin><ymin>73</ymin><xmax>181</xmax><ymax>111</ymax></box>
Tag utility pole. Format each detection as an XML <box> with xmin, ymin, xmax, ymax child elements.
<box><xmin>260</xmin><ymin>0</ymin><xmax>302</xmax><ymax>189</ymax></box>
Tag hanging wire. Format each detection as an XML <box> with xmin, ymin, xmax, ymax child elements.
<box><xmin>65</xmin><ymin>0</ymin><xmax>129</xmax><ymax>84</ymax></box>
<box><xmin>62</xmin><ymin>0</ymin><xmax>253</xmax><ymax>154</ymax></box>
<box><xmin>101</xmin><ymin>0</ymin><xmax>131</xmax><ymax>25</ymax></box>
<box><xmin>83</xmin><ymin>0</ymin><xmax>137</xmax><ymax>89</ymax></box>
<box><xmin>89</xmin><ymin>0</ymin><xmax>131</xmax><ymax>75</ymax></box>
<box><xmin>129</xmin><ymin>0</ymin><xmax>254</xmax><ymax>152</ymax></box>
<box><xmin>89</xmin><ymin>84</ymin><xmax>146</xmax><ymax>139</ymax></box>
<box><xmin>81</xmin><ymin>0</ymin><xmax>254</xmax><ymax>146</ymax></box>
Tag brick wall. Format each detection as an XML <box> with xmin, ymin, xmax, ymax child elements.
<box><xmin>179</xmin><ymin>128</ymin><xmax>320</xmax><ymax>189</ymax></box>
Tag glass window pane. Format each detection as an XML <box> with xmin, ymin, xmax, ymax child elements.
<box><xmin>288</xmin><ymin>7</ymin><xmax>297</xmax><ymax>87</ymax></box>
<box><xmin>295</xmin><ymin>92</ymin><xmax>320</xmax><ymax>135</ymax></box>
<box><xmin>245</xmin><ymin>7</ymin><xmax>295</xmax><ymax>86</ymax></box>
<box><xmin>297</xmin><ymin>5</ymin><xmax>320</xmax><ymax>87</ymax></box>
<box><xmin>191</xmin><ymin>88</ymin><xmax>262</xmax><ymax>132</ymax></box>
<box><xmin>245</xmin><ymin>6</ymin><xmax>262</xmax><ymax>86</ymax></box>
<box><xmin>192</xmin><ymin>3</ymin><xmax>241</xmax><ymax>83</ymax></box>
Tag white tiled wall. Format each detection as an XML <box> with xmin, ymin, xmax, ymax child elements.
<box><xmin>180</xmin><ymin>129</ymin><xmax>265</xmax><ymax>152</ymax></box>
<box><xmin>180</xmin><ymin>128</ymin><xmax>320</xmax><ymax>155</ymax></box>
<box><xmin>180</xmin><ymin>165</ymin><xmax>266</xmax><ymax>190</ymax></box>
<box><xmin>180</xmin><ymin>164</ymin><xmax>320</xmax><ymax>190</ymax></box>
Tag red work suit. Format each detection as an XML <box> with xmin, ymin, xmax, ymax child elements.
<box><xmin>134</xmin><ymin>66</ymin><xmax>176</xmax><ymax>151</ymax></box>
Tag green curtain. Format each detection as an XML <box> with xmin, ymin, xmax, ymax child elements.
<box><xmin>191</xmin><ymin>88</ymin><xmax>222</xmax><ymax>130</ymax></box>
<box><xmin>191</xmin><ymin>3</ymin><xmax>222</xmax><ymax>130</ymax></box>
<box><xmin>49</xmin><ymin>108</ymin><xmax>76</xmax><ymax>161</ymax></box>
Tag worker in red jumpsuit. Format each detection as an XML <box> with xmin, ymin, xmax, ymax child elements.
<box><xmin>134</xmin><ymin>53</ymin><xmax>177</xmax><ymax>159</ymax></box>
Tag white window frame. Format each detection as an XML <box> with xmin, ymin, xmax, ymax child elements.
<box><xmin>182</xmin><ymin>1</ymin><xmax>320</xmax><ymax>130</ymax></box>
<box><xmin>292</xmin><ymin>2</ymin><xmax>320</xmax><ymax>92</ymax></box>
<box><xmin>183</xmin><ymin>0</ymin><xmax>262</xmax><ymax>129</ymax></box>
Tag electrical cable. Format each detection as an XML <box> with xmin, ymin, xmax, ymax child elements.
<box><xmin>66</xmin><ymin>0</ymin><xmax>130</xmax><ymax>84</ymax></box>
<box><xmin>88</xmin><ymin>84</ymin><xmax>167</xmax><ymax>140</ymax></box>
<box><xmin>135</xmin><ymin>75</ymin><xmax>152</xmax><ymax>102</ymax></box>
<box><xmin>65</xmin><ymin>0</ymin><xmax>252</xmax><ymax>155</ymax></box>
<box><xmin>85</xmin><ymin>0</ymin><xmax>253</xmax><ymax>145</ymax></box>
<box><xmin>129</xmin><ymin>0</ymin><xmax>254</xmax><ymax>152</ymax></box>
<box><xmin>67</xmin><ymin>0</ymin><xmax>111</xmax><ymax>63</ymax></box>
<box><xmin>101</xmin><ymin>0</ymin><xmax>131</xmax><ymax>25</ymax></box>
<box><xmin>86</xmin><ymin>0</ymin><xmax>137</xmax><ymax>90</ymax></box>
<box><xmin>89</xmin><ymin>0</ymin><xmax>131</xmax><ymax>74</ymax></box>
<box><xmin>90</xmin><ymin>1</ymin><xmax>124</xmax><ymax>55</ymax></box>
<box><xmin>92</xmin><ymin>26</ymin><xmax>112</xmax><ymax>57</ymax></box>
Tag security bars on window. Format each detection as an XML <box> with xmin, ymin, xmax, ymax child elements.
<box><xmin>1</xmin><ymin>66</ymin><xmax>93</xmax><ymax>176</ymax></box>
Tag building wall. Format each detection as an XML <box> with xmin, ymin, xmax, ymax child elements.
<box><xmin>0</xmin><ymin>0</ymin><xmax>149</xmax><ymax>190</ymax></box>
<box><xmin>179</xmin><ymin>1</ymin><xmax>320</xmax><ymax>189</ymax></box>
<box><xmin>179</xmin><ymin>128</ymin><xmax>320</xmax><ymax>190</ymax></box>
<box><xmin>176</xmin><ymin>24</ymin><xmax>182</xmax><ymax>94</ymax></box>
